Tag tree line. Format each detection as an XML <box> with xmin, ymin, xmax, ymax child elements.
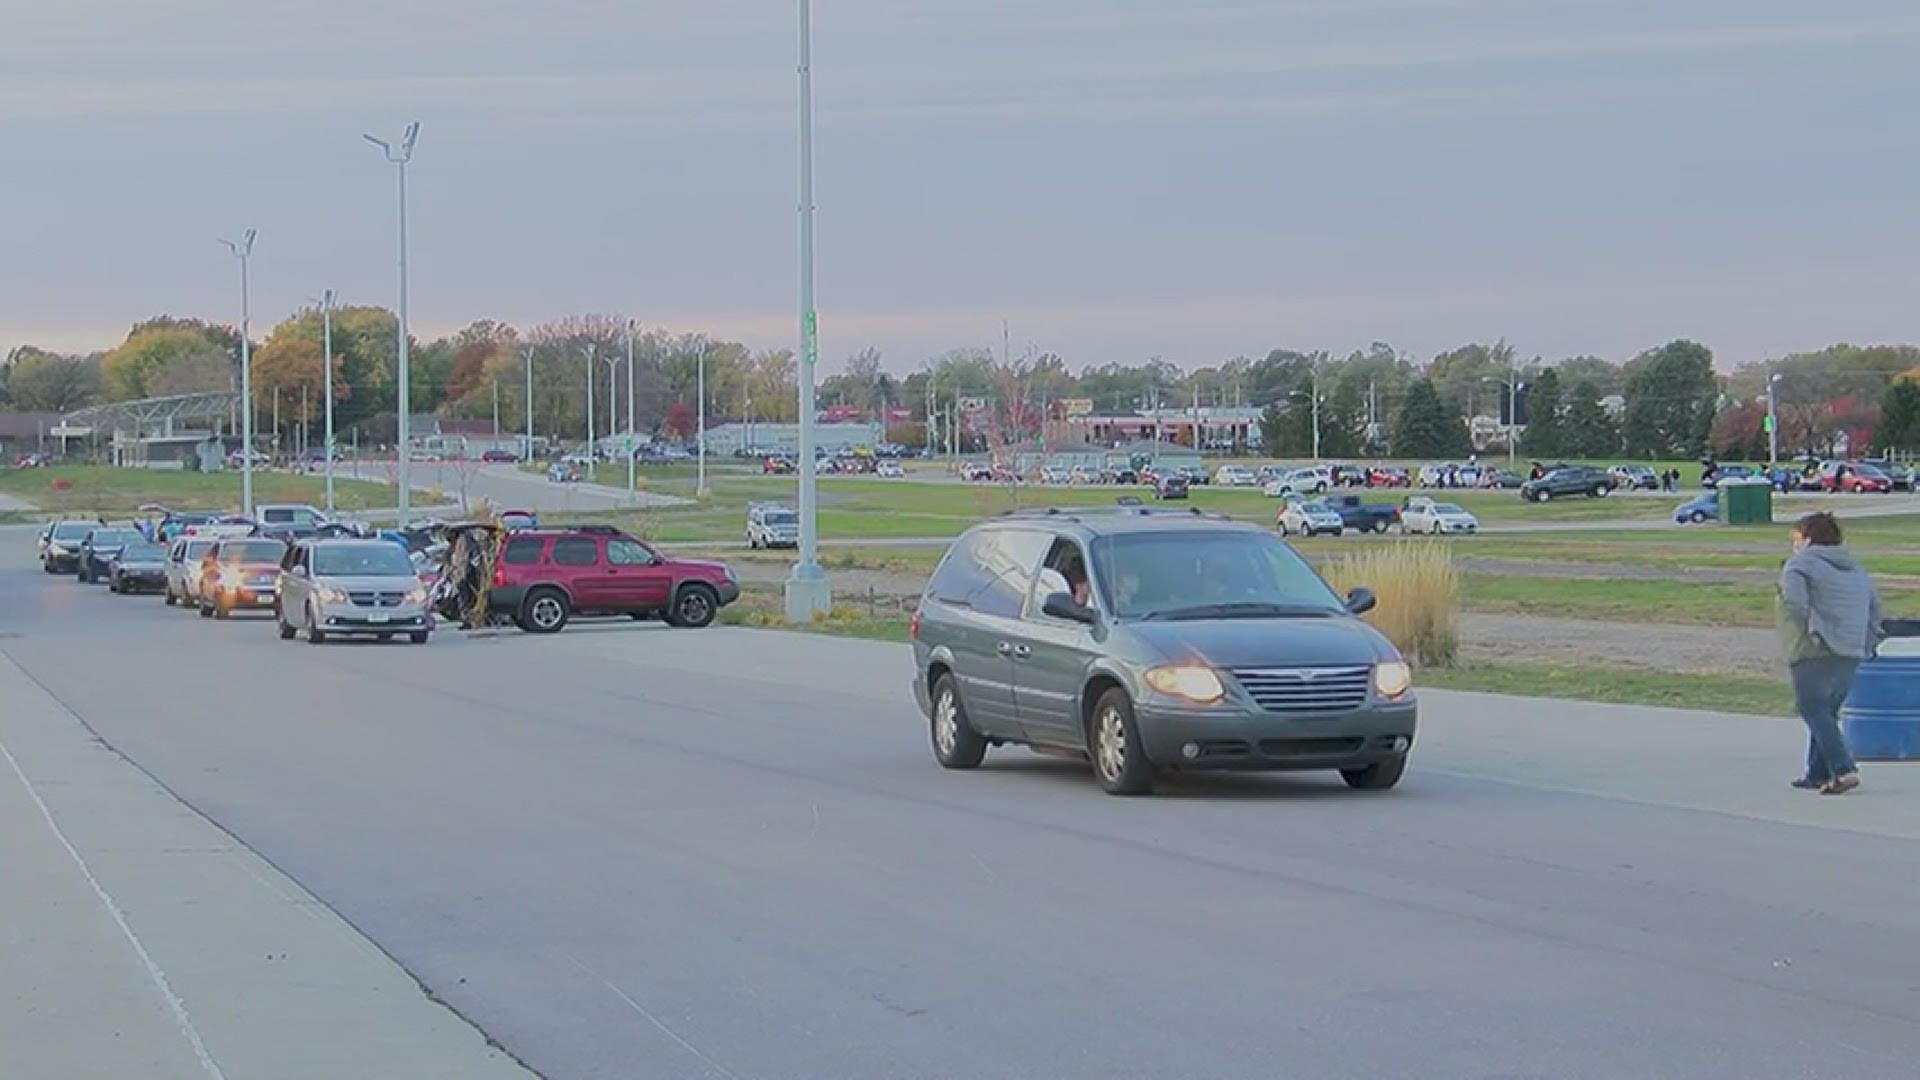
<box><xmin>4</xmin><ymin>314</ymin><xmax>1918</xmax><ymax>459</ymax></box>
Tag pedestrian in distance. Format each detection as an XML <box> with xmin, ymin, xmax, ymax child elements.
<box><xmin>1779</xmin><ymin>512</ymin><xmax>1883</xmax><ymax>795</ymax></box>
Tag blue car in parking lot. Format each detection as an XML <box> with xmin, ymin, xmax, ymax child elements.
<box><xmin>1675</xmin><ymin>491</ymin><xmax>1719</xmax><ymax>525</ymax></box>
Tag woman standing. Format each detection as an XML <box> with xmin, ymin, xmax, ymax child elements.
<box><xmin>1779</xmin><ymin>512</ymin><xmax>1883</xmax><ymax>794</ymax></box>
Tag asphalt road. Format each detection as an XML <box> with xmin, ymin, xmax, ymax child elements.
<box><xmin>5</xmin><ymin>531</ymin><xmax>1918</xmax><ymax>1080</ymax></box>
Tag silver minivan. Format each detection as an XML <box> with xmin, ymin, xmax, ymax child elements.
<box><xmin>277</xmin><ymin>539</ymin><xmax>432</xmax><ymax>644</ymax></box>
<box><xmin>910</xmin><ymin>508</ymin><xmax>1416</xmax><ymax>796</ymax></box>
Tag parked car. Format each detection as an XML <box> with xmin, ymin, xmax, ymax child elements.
<box><xmin>276</xmin><ymin>539</ymin><xmax>433</xmax><ymax>644</ymax></box>
<box><xmin>960</xmin><ymin>462</ymin><xmax>995</xmax><ymax>482</ymax></box>
<box><xmin>196</xmin><ymin>537</ymin><xmax>289</xmax><ymax>618</ymax></box>
<box><xmin>1519</xmin><ymin>466</ymin><xmax>1615</xmax><ymax>502</ymax></box>
<box><xmin>762</xmin><ymin>456</ymin><xmax>796</xmax><ymax>475</ymax></box>
<box><xmin>257</xmin><ymin>504</ymin><xmax>329</xmax><ymax>530</ymax></box>
<box><xmin>1039</xmin><ymin>466</ymin><xmax>1071</xmax><ymax>485</ymax></box>
<box><xmin>1858</xmin><ymin>458</ymin><xmax>1915</xmax><ymax>492</ymax></box>
<box><xmin>76</xmin><ymin>526</ymin><xmax>144</xmax><ymax>584</ymax></box>
<box><xmin>1819</xmin><ymin>461</ymin><xmax>1894</xmax><ymax>494</ymax></box>
<box><xmin>1105</xmin><ymin>466</ymin><xmax>1139</xmax><ymax>485</ymax></box>
<box><xmin>1480</xmin><ymin>469</ymin><xmax>1526</xmax><ymax>490</ymax></box>
<box><xmin>1701</xmin><ymin>463</ymin><xmax>1755</xmax><ymax>489</ymax></box>
<box><xmin>1399</xmin><ymin>498</ymin><xmax>1479</xmax><ymax>535</ymax></box>
<box><xmin>746</xmin><ymin>502</ymin><xmax>801</xmax><ymax>549</ymax></box>
<box><xmin>106</xmin><ymin>541</ymin><xmax>170</xmax><ymax>594</ymax></box>
<box><xmin>226</xmin><ymin>449</ymin><xmax>270</xmax><ymax>469</ymax></box>
<box><xmin>163</xmin><ymin>537</ymin><xmax>221</xmax><ymax>606</ymax></box>
<box><xmin>547</xmin><ymin>462</ymin><xmax>581</xmax><ymax>483</ymax></box>
<box><xmin>1675</xmin><ymin>490</ymin><xmax>1720</xmax><ymax>525</ymax></box>
<box><xmin>1276</xmin><ymin>498</ymin><xmax>1344</xmax><ymax>538</ymax></box>
<box><xmin>1213</xmin><ymin>464</ymin><xmax>1258</xmax><ymax>487</ymax></box>
<box><xmin>1152</xmin><ymin>473</ymin><xmax>1190</xmax><ymax>500</ymax></box>
<box><xmin>909</xmin><ymin>510</ymin><xmax>1416</xmax><ymax>795</ymax></box>
<box><xmin>40</xmin><ymin>520</ymin><xmax>96</xmax><ymax>574</ymax></box>
<box><xmin>1366</xmin><ymin>466</ymin><xmax>1412</xmax><ymax>489</ymax></box>
<box><xmin>1068</xmin><ymin>465</ymin><xmax>1103</xmax><ymax>485</ymax></box>
<box><xmin>876</xmin><ymin>459</ymin><xmax>906</xmax><ymax>479</ymax></box>
<box><xmin>1178</xmin><ymin>465</ymin><xmax>1210</xmax><ymax>487</ymax></box>
<box><xmin>153</xmin><ymin>511</ymin><xmax>219</xmax><ymax>543</ymax></box>
<box><xmin>1264</xmin><ymin>466</ymin><xmax>1331</xmax><ymax>498</ymax></box>
<box><xmin>12</xmin><ymin>452</ymin><xmax>51</xmax><ymax>468</ymax></box>
<box><xmin>1331</xmin><ymin>495</ymin><xmax>1400</xmax><ymax>534</ymax></box>
<box><xmin>486</xmin><ymin>527</ymin><xmax>739</xmax><ymax>633</ymax></box>
<box><xmin>480</xmin><ymin>449</ymin><xmax>518</xmax><ymax>463</ymax></box>
<box><xmin>1609</xmin><ymin>465</ymin><xmax>1659</xmax><ymax>491</ymax></box>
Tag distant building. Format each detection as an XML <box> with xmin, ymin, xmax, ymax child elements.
<box><xmin>1045</xmin><ymin>405</ymin><xmax>1264</xmax><ymax>451</ymax></box>
<box><xmin>1011</xmin><ymin>439</ymin><xmax>1110</xmax><ymax>475</ymax></box>
<box><xmin>1109</xmin><ymin>440</ymin><xmax>1204</xmax><ymax>473</ymax></box>
<box><xmin>701</xmin><ymin>421</ymin><xmax>879</xmax><ymax>457</ymax></box>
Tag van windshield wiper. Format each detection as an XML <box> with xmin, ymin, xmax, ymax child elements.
<box><xmin>1138</xmin><ymin>602</ymin><xmax>1336</xmax><ymax>621</ymax></box>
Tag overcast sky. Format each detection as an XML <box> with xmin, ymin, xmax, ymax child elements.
<box><xmin>2</xmin><ymin>0</ymin><xmax>1914</xmax><ymax>374</ymax></box>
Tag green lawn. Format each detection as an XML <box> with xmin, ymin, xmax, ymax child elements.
<box><xmin>0</xmin><ymin>465</ymin><xmax>396</xmax><ymax>516</ymax></box>
<box><xmin>1421</xmin><ymin>662</ymin><xmax>1793</xmax><ymax>717</ymax></box>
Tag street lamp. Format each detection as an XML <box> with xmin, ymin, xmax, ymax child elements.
<box><xmin>320</xmin><ymin>289</ymin><xmax>336</xmax><ymax>514</ymax></box>
<box><xmin>583</xmin><ymin>343</ymin><xmax>597</xmax><ymax>480</ymax></box>
<box><xmin>601</xmin><ymin>352</ymin><xmax>622</xmax><ymax>472</ymax></box>
<box><xmin>364</xmin><ymin>120</ymin><xmax>420</xmax><ymax>526</ymax></box>
<box><xmin>219</xmin><ymin>229</ymin><xmax>257</xmax><ymax>517</ymax></box>
<box><xmin>1767</xmin><ymin>372</ymin><xmax>1783</xmax><ymax>466</ymax></box>
<box><xmin>1483</xmin><ymin>372</ymin><xmax>1524</xmax><ymax>468</ymax></box>
<box><xmin>523</xmin><ymin>345</ymin><xmax>536</xmax><ymax>462</ymax></box>
<box><xmin>785</xmin><ymin>0</ymin><xmax>830</xmax><ymax>621</ymax></box>
<box><xmin>694</xmin><ymin>338</ymin><xmax>708</xmax><ymax>497</ymax></box>
<box><xmin>626</xmin><ymin>320</ymin><xmax>637</xmax><ymax>500</ymax></box>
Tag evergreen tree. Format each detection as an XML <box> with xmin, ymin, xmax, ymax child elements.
<box><xmin>1563</xmin><ymin>380</ymin><xmax>1621</xmax><ymax>457</ymax></box>
<box><xmin>1392</xmin><ymin>378</ymin><xmax>1469</xmax><ymax>458</ymax></box>
<box><xmin>1877</xmin><ymin>378</ymin><xmax>1920</xmax><ymax>453</ymax></box>
<box><xmin>1621</xmin><ymin>340</ymin><xmax>1717</xmax><ymax>457</ymax></box>
<box><xmin>1518</xmin><ymin>368</ymin><xmax>1563</xmax><ymax>457</ymax></box>
<box><xmin>1318</xmin><ymin>378</ymin><xmax>1365</xmax><ymax>457</ymax></box>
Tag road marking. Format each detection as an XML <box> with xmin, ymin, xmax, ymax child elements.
<box><xmin>564</xmin><ymin>953</ymin><xmax>747</xmax><ymax>1080</ymax></box>
<box><xmin>0</xmin><ymin>731</ymin><xmax>227</xmax><ymax>1080</ymax></box>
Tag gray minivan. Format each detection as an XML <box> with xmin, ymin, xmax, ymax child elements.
<box><xmin>910</xmin><ymin>508</ymin><xmax>1416</xmax><ymax>795</ymax></box>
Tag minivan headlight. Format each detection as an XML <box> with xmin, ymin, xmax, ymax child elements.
<box><xmin>1144</xmin><ymin>665</ymin><xmax>1225</xmax><ymax>704</ymax></box>
<box><xmin>1374</xmin><ymin>661</ymin><xmax>1413</xmax><ymax>700</ymax></box>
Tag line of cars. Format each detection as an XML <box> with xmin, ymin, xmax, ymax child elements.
<box><xmin>38</xmin><ymin>507</ymin><xmax>742</xmax><ymax>643</ymax></box>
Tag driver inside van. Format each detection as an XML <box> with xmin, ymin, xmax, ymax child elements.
<box><xmin>1045</xmin><ymin>544</ymin><xmax>1093</xmax><ymax>607</ymax></box>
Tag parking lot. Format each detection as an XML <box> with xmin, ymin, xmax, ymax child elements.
<box><xmin>5</xmin><ymin>525</ymin><xmax>1920</xmax><ymax>1079</ymax></box>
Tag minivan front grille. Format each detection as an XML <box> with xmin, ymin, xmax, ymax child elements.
<box><xmin>1232</xmin><ymin>666</ymin><xmax>1371</xmax><ymax>713</ymax></box>
<box><xmin>347</xmin><ymin>590</ymin><xmax>408</xmax><ymax>607</ymax></box>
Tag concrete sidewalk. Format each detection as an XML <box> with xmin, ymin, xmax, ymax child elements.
<box><xmin>0</xmin><ymin>652</ymin><xmax>534</xmax><ymax>1080</ymax></box>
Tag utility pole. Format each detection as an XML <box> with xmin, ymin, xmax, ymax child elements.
<box><xmin>696</xmin><ymin>339</ymin><xmax>708</xmax><ymax>496</ymax></box>
<box><xmin>321</xmin><ymin>289</ymin><xmax>336</xmax><ymax>513</ymax></box>
<box><xmin>626</xmin><ymin>320</ymin><xmax>637</xmax><ymax>500</ymax></box>
<box><xmin>492</xmin><ymin>378</ymin><xmax>501</xmax><ymax>443</ymax></box>
<box><xmin>785</xmin><ymin>0</ymin><xmax>831</xmax><ymax>622</ymax></box>
<box><xmin>584</xmin><ymin>343</ymin><xmax>596</xmax><ymax>481</ymax></box>
<box><xmin>1767</xmin><ymin>372</ymin><xmax>1782</xmax><ymax>467</ymax></box>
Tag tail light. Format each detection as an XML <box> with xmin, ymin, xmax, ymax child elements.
<box><xmin>492</xmin><ymin>562</ymin><xmax>506</xmax><ymax>587</ymax></box>
<box><xmin>908</xmin><ymin>609</ymin><xmax>921</xmax><ymax>640</ymax></box>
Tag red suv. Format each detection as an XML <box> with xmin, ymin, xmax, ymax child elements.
<box><xmin>489</xmin><ymin>526</ymin><xmax>739</xmax><ymax>633</ymax></box>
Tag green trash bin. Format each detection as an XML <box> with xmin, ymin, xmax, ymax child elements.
<box><xmin>1722</xmin><ymin>478</ymin><xmax>1773</xmax><ymax>525</ymax></box>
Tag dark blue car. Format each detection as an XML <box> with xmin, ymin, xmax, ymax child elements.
<box><xmin>1675</xmin><ymin>491</ymin><xmax>1719</xmax><ymax>525</ymax></box>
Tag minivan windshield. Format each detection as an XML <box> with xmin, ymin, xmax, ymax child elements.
<box><xmin>1092</xmin><ymin>530</ymin><xmax>1344</xmax><ymax>620</ymax></box>
<box><xmin>86</xmin><ymin>529</ymin><xmax>140</xmax><ymax>547</ymax></box>
<box><xmin>313</xmin><ymin>544</ymin><xmax>415</xmax><ymax>577</ymax></box>
<box><xmin>52</xmin><ymin>522</ymin><xmax>94</xmax><ymax>540</ymax></box>
<box><xmin>219</xmin><ymin>540</ymin><xmax>287</xmax><ymax>563</ymax></box>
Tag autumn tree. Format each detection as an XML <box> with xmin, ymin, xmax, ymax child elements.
<box><xmin>5</xmin><ymin>347</ymin><xmax>102</xmax><ymax>411</ymax></box>
<box><xmin>102</xmin><ymin>323</ymin><xmax>231</xmax><ymax>400</ymax></box>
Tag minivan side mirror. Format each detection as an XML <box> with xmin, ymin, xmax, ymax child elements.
<box><xmin>1042</xmin><ymin>592</ymin><xmax>1098</xmax><ymax>625</ymax></box>
<box><xmin>1344</xmin><ymin>587</ymin><xmax>1377</xmax><ymax>615</ymax></box>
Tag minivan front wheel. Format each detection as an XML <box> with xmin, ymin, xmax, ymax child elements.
<box><xmin>929</xmin><ymin>674</ymin><xmax>987</xmax><ymax>769</ymax></box>
<box><xmin>1090</xmin><ymin>688</ymin><xmax>1154</xmax><ymax>796</ymax></box>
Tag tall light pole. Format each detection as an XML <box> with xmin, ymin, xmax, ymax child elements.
<box><xmin>583</xmin><ymin>343</ymin><xmax>597</xmax><ymax>480</ymax></box>
<box><xmin>1767</xmin><ymin>372</ymin><xmax>1782</xmax><ymax>467</ymax></box>
<box><xmin>364</xmin><ymin>121</ymin><xmax>419</xmax><ymax>526</ymax></box>
<box><xmin>602</xmin><ymin>353</ymin><xmax>622</xmax><ymax>471</ymax></box>
<box><xmin>695</xmin><ymin>339</ymin><xmax>708</xmax><ymax>496</ymax></box>
<box><xmin>219</xmin><ymin>229</ymin><xmax>257</xmax><ymax>517</ymax></box>
<box><xmin>1310</xmin><ymin>359</ymin><xmax>1322</xmax><ymax>462</ymax></box>
<box><xmin>785</xmin><ymin>0</ymin><xmax>831</xmax><ymax>622</ymax></box>
<box><xmin>625</xmin><ymin>320</ymin><xmax>637</xmax><ymax>500</ymax></box>
<box><xmin>321</xmin><ymin>288</ymin><xmax>336</xmax><ymax>514</ymax></box>
<box><xmin>523</xmin><ymin>345</ymin><xmax>536</xmax><ymax>462</ymax></box>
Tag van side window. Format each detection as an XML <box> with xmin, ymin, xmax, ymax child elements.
<box><xmin>928</xmin><ymin>528</ymin><xmax>1049</xmax><ymax>618</ymax></box>
<box><xmin>503</xmin><ymin>538</ymin><xmax>544</xmax><ymax>565</ymax></box>
<box><xmin>551</xmin><ymin>538</ymin><xmax>599</xmax><ymax>566</ymax></box>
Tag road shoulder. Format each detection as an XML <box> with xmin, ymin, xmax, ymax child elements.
<box><xmin>0</xmin><ymin>651</ymin><xmax>535</xmax><ymax>1080</ymax></box>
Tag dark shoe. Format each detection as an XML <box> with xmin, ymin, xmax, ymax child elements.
<box><xmin>1820</xmin><ymin>772</ymin><xmax>1861</xmax><ymax>795</ymax></box>
<box><xmin>1791</xmin><ymin>777</ymin><xmax>1824</xmax><ymax>790</ymax></box>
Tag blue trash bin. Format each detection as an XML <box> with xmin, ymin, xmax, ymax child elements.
<box><xmin>1841</xmin><ymin>620</ymin><xmax>1920</xmax><ymax>762</ymax></box>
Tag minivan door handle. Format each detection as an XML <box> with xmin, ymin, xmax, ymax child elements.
<box><xmin>1011</xmin><ymin>644</ymin><xmax>1031</xmax><ymax>660</ymax></box>
<box><xmin>996</xmin><ymin>641</ymin><xmax>1013</xmax><ymax>656</ymax></box>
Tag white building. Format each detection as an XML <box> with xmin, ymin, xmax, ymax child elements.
<box><xmin>701</xmin><ymin>422</ymin><xmax>880</xmax><ymax>457</ymax></box>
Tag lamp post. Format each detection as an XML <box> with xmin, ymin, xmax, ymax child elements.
<box><xmin>785</xmin><ymin>0</ymin><xmax>830</xmax><ymax>621</ymax></box>
<box><xmin>321</xmin><ymin>288</ymin><xmax>336</xmax><ymax>514</ymax></box>
<box><xmin>219</xmin><ymin>229</ymin><xmax>257</xmax><ymax>517</ymax></box>
<box><xmin>364</xmin><ymin>121</ymin><xmax>420</xmax><ymax>526</ymax></box>
<box><xmin>625</xmin><ymin>320</ymin><xmax>637</xmax><ymax>500</ymax></box>
<box><xmin>583</xmin><ymin>343</ymin><xmax>597</xmax><ymax>481</ymax></box>
<box><xmin>523</xmin><ymin>345</ymin><xmax>535</xmax><ymax>462</ymax></box>
<box><xmin>602</xmin><ymin>353</ymin><xmax>622</xmax><ymax>472</ymax></box>
<box><xmin>1767</xmin><ymin>372</ymin><xmax>1782</xmax><ymax>467</ymax></box>
<box><xmin>695</xmin><ymin>339</ymin><xmax>708</xmax><ymax>496</ymax></box>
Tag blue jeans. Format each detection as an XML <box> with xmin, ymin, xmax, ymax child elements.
<box><xmin>1790</xmin><ymin>656</ymin><xmax>1860</xmax><ymax>782</ymax></box>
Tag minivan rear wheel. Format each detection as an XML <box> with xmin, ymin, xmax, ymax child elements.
<box><xmin>1090</xmin><ymin>688</ymin><xmax>1154</xmax><ymax>796</ymax></box>
<box><xmin>930</xmin><ymin>674</ymin><xmax>987</xmax><ymax>769</ymax></box>
<box><xmin>1342</xmin><ymin>755</ymin><xmax>1407</xmax><ymax>790</ymax></box>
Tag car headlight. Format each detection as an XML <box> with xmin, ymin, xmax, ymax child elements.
<box><xmin>404</xmin><ymin>587</ymin><xmax>429</xmax><ymax>605</ymax></box>
<box><xmin>1374</xmin><ymin>661</ymin><xmax>1413</xmax><ymax>701</ymax></box>
<box><xmin>318</xmin><ymin>586</ymin><xmax>350</xmax><ymax>604</ymax></box>
<box><xmin>1143</xmin><ymin>665</ymin><xmax>1225</xmax><ymax>704</ymax></box>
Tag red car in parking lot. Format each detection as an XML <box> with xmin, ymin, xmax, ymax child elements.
<box><xmin>1820</xmin><ymin>461</ymin><xmax>1893</xmax><ymax>493</ymax></box>
<box><xmin>487</xmin><ymin>526</ymin><xmax>739</xmax><ymax>633</ymax></box>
